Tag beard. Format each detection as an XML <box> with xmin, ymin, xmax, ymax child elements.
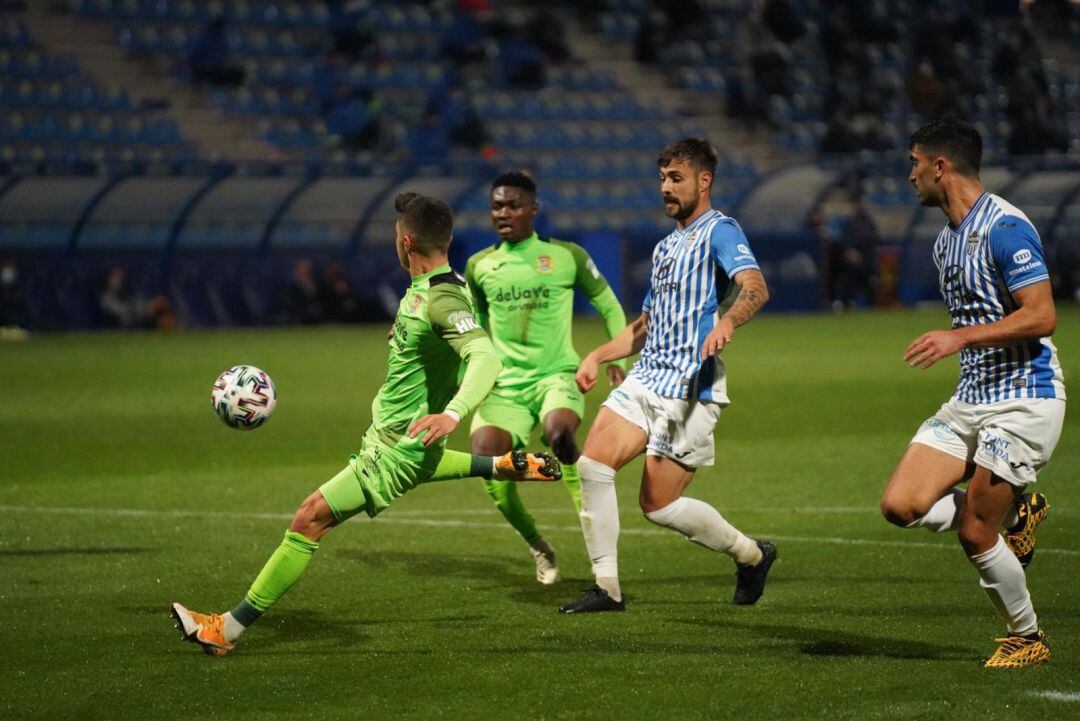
<box><xmin>664</xmin><ymin>196</ymin><xmax>698</xmax><ymax>220</ymax></box>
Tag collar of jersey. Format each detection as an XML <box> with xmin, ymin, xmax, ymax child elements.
<box><xmin>950</xmin><ymin>192</ymin><xmax>990</xmax><ymax>234</ymax></box>
<box><xmin>411</xmin><ymin>263</ymin><xmax>452</xmax><ymax>287</ymax></box>
<box><xmin>501</xmin><ymin>231</ymin><xmax>540</xmax><ymax>251</ymax></box>
<box><xmin>673</xmin><ymin>208</ymin><xmax>718</xmax><ymax>237</ymax></box>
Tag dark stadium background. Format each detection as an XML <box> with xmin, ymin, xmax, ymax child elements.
<box><xmin>0</xmin><ymin>0</ymin><xmax>1077</xmax><ymax>332</ymax></box>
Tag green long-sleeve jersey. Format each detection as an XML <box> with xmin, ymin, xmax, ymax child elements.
<box><xmin>374</xmin><ymin>264</ymin><xmax>501</xmax><ymax>443</ymax></box>
<box><xmin>465</xmin><ymin>233</ymin><xmax>626</xmax><ymax>390</ymax></box>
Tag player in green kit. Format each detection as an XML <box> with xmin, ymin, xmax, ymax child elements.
<box><xmin>171</xmin><ymin>192</ymin><xmax>561</xmax><ymax>656</ymax></box>
<box><xmin>466</xmin><ymin>172</ymin><xmax>627</xmax><ymax>584</ymax></box>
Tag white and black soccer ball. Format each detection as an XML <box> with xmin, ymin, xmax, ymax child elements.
<box><xmin>211</xmin><ymin>365</ymin><xmax>277</xmax><ymax>430</ymax></box>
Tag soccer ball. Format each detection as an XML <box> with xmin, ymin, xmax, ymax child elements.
<box><xmin>211</xmin><ymin>365</ymin><xmax>277</xmax><ymax>430</ymax></box>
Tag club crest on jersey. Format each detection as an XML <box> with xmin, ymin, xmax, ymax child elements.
<box><xmin>409</xmin><ymin>294</ymin><xmax>423</xmax><ymax>313</ymax></box>
<box><xmin>965</xmin><ymin>229</ymin><xmax>980</xmax><ymax>254</ymax></box>
<box><xmin>536</xmin><ymin>256</ymin><xmax>554</xmax><ymax>274</ymax></box>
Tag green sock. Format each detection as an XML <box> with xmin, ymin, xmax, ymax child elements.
<box><xmin>429</xmin><ymin>449</ymin><xmax>493</xmax><ymax>481</ymax></box>
<box><xmin>562</xmin><ymin>461</ymin><xmax>582</xmax><ymax>513</ymax></box>
<box><xmin>484</xmin><ymin>479</ymin><xmax>541</xmax><ymax>546</ymax></box>
<box><xmin>243</xmin><ymin>530</ymin><xmax>320</xmax><ymax>616</ymax></box>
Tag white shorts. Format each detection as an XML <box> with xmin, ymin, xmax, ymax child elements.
<box><xmin>601</xmin><ymin>374</ymin><xmax>721</xmax><ymax>468</ymax></box>
<box><xmin>910</xmin><ymin>397</ymin><xmax>1065</xmax><ymax>487</ymax></box>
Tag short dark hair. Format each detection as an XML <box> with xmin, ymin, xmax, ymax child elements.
<box><xmin>909</xmin><ymin>115</ymin><xmax>982</xmax><ymax>177</ymax></box>
<box><xmin>657</xmin><ymin>137</ymin><xmax>718</xmax><ymax>175</ymax></box>
<box><xmin>491</xmin><ymin>171</ymin><xmax>536</xmax><ymax>195</ymax></box>
<box><xmin>394</xmin><ymin>192</ymin><xmax>454</xmax><ymax>253</ymax></box>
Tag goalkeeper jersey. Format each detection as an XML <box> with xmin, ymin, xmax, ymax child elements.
<box><xmin>373</xmin><ymin>264</ymin><xmax>493</xmax><ymax>442</ymax></box>
<box><xmin>465</xmin><ymin>233</ymin><xmax>626</xmax><ymax>389</ymax></box>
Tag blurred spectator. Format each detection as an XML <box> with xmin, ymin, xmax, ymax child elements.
<box><xmin>327</xmin><ymin>0</ymin><xmax>376</xmax><ymax>58</ymax></box>
<box><xmin>188</xmin><ymin>16</ymin><xmax>245</xmax><ymax>87</ymax></box>
<box><xmin>99</xmin><ymin>266</ymin><xmax>176</xmax><ymax>330</ymax></box>
<box><xmin>441</xmin><ymin>1</ymin><xmax>491</xmax><ymax>67</ymax></box>
<box><xmin>281</xmin><ymin>259</ymin><xmax>323</xmax><ymax>325</ymax></box>
<box><xmin>907</xmin><ymin>59</ymin><xmax>949</xmax><ymax>119</ymax></box>
<box><xmin>408</xmin><ymin>110</ymin><xmax>450</xmax><ymax>165</ymax></box>
<box><xmin>319</xmin><ymin>261</ymin><xmax>358</xmax><ymax>322</ymax></box>
<box><xmin>763</xmin><ymin>0</ymin><xmax>806</xmax><ymax>44</ymax></box>
<box><xmin>325</xmin><ymin>85</ymin><xmax>379</xmax><ymax>151</ymax></box>
<box><xmin>428</xmin><ymin>82</ymin><xmax>489</xmax><ymax>151</ymax></box>
<box><xmin>493</xmin><ymin>22</ymin><xmax>547</xmax><ymax>89</ymax></box>
<box><xmin>827</xmin><ymin>196</ymin><xmax>881</xmax><ymax>309</ymax></box>
<box><xmin>528</xmin><ymin>10</ymin><xmax>570</xmax><ymax>63</ymax></box>
<box><xmin>1</xmin><ymin>258</ymin><xmax>27</xmax><ymax>338</ymax></box>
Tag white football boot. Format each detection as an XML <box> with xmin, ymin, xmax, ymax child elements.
<box><xmin>529</xmin><ymin>538</ymin><xmax>560</xmax><ymax>585</ymax></box>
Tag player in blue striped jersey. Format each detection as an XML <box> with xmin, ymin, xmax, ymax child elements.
<box><xmin>880</xmin><ymin>117</ymin><xmax>1065</xmax><ymax>668</ymax></box>
<box><xmin>558</xmin><ymin>138</ymin><xmax>778</xmax><ymax>614</ymax></box>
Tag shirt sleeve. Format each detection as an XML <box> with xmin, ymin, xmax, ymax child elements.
<box><xmin>989</xmin><ymin>215</ymin><xmax>1050</xmax><ymax>292</ymax></box>
<box><xmin>428</xmin><ymin>285</ymin><xmax>501</xmax><ymax>418</ymax></box>
<box><xmin>709</xmin><ymin>219</ymin><xmax>760</xmax><ymax>278</ymax></box>
<box><xmin>428</xmin><ymin>285</ymin><xmax>489</xmax><ymax>356</ymax></box>
<box><xmin>464</xmin><ymin>256</ymin><xmax>489</xmax><ymax>329</ymax></box>
<box><xmin>444</xmin><ymin>335</ymin><xmax>501</xmax><ymax>419</ymax></box>
<box><xmin>563</xmin><ymin>241</ymin><xmax>611</xmax><ymax>299</ymax></box>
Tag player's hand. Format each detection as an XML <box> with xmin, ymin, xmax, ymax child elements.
<box><xmin>606</xmin><ymin>364</ymin><xmax>626</xmax><ymax>387</ymax></box>
<box><xmin>576</xmin><ymin>353</ymin><xmax>600</xmax><ymax>393</ymax></box>
<box><xmin>700</xmin><ymin>317</ymin><xmax>735</xmax><ymax>359</ymax></box>
<box><xmin>904</xmin><ymin>330</ymin><xmax>965</xmax><ymax>369</ymax></box>
<box><xmin>408</xmin><ymin>413</ymin><xmax>459</xmax><ymax>446</ymax></box>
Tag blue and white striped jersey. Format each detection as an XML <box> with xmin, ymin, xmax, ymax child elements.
<box><xmin>932</xmin><ymin>192</ymin><xmax>1065</xmax><ymax>404</ymax></box>
<box><xmin>631</xmin><ymin>209</ymin><xmax>759</xmax><ymax>401</ymax></box>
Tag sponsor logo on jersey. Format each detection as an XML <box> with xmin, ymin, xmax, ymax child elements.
<box><xmin>536</xmin><ymin>256</ymin><xmax>554</xmax><ymax>273</ymax></box>
<box><xmin>409</xmin><ymin>294</ymin><xmax>423</xmax><ymax>313</ymax></box>
<box><xmin>585</xmin><ymin>258</ymin><xmax>601</xmax><ymax>279</ymax></box>
<box><xmin>494</xmin><ymin>285</ymin><xmax>551</xmax><ymax>302</ymax></box>
<box><xmin>1013</xmin><ymin>249</ymin><xmax>1032</xmax><ymax>264</ymax></box>
<box><xmin>1008</xmin><ymin>260</ymin><xmax>1044</xmax><ymax>277</ymax></box>
<box><xmin>447</xmin><ymin>310</ymin><xmax>479</xmax><ymax>334</ymax></box>
<box><xmin>655</xmin><ymin>257</ymin><xmax>676</xmax><ymax>278</ymax></box>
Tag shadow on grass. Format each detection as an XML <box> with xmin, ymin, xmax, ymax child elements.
<box><xmin>0</xmin><ymin>547</ymin><xmax>158</xmax><ymax>557</ymax></box>
<box><xmin>332</xmin><ymin>548</ymin><xmax>521</xmax><ymax>581</ymax></box>
<box><xmin>681</xmin><ymin>618</ymin><xmax>975</xmax><ymax>661</ymax></box>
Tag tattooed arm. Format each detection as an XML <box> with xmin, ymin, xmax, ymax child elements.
<box><xmin>701</xmin><ymin>269</ymin><xmax>769</xmax><ymax>359</ymax></box>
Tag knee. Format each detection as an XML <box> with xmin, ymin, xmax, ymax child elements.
<box><xmin>471</xmin><ymin>432</ymin><xmax>510</xmax><ymax>456</ymax></box>
<box><xmin>547</xmin><ymin>426</ymin><xmax>579</xmax><ymax>465</ymax></box>
<box><xmin>880</xmin><ymin>494</ymin><xmax>919</xmax><ymax>528</ymax></box>
<box><xmin>290</xmin><ymin>492</ymin><xmax>331</xmax><ymax>538</ymax></box>
<box><xmin>957</xmin><ymin>515</ymin><xmax>997</xmax><ymax>554</ymax></box>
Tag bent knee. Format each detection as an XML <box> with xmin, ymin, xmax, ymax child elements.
<box><xmin>547</xmin><ymin>428</ymin><xmax>579</xmax><ymax>464</ymax></box>
<box><xmin>290</xmin><ymin>492</ymin><xmax>332</xmax><ymax>536</ymax></box>
<box><xmin>880</xmin><ymin>495</ymin><xmax>920</xmax><ymax>527</ymax></box>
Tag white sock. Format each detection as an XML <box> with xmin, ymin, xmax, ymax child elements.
<box><xmin>969</xmin><ymin>536</ymin><xmax>1037</xmax><ymax>636</ymax></box>
<box><xmin>223</xmin><ymin>612</ymin><xmax>246</xmax><ymax>642</ymax></box>
<box><xmin>577</xmin><ymin>456</ymin><xmax>621</xmax><ymax>601</ymax></box>
<box><xmin>908</xmin><ymin>488</ymin><xmax>966</xmax><ymax>533</ymax></box>
<box><xmin>645</xmin><ymin>497</ymin><xmax>762</xmax><ymax>566</ymax></box>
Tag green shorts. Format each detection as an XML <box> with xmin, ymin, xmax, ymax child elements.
<box><xmin>470</xmin><ymin>372</ymin><xmax>585</xmax><ymax>449</ymax></box>
<box><xmin>319</xmin><ymin>425</ymin><xmax>441</xmax><ymax>521</ymax></box>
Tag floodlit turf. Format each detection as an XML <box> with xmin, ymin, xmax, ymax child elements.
<box><xmin>2</xmin><ymin>307</ymin><xmax>1078</xmax><ymax>720</ymax></box>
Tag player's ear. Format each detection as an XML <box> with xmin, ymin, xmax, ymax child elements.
<box><xmin>700</xmin><ymin>170</ymin><xmax>713</xmax><ymax>194</ymax></box>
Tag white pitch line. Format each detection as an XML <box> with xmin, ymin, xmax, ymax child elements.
<box><xmin>2</xmin><ymin>504</ymin><xmax>1079</xmax><ymax>558</ymax></box>
<box><xmin>1027</xmin><ymin>691</ymin><xmax>1080</xmax><ymax>702</ymax></box>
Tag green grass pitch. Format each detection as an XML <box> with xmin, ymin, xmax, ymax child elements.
<box><xmin>1</xmin><ymin>307</ymin><xmax>1077</xmax><ymax>720</ymax></box>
